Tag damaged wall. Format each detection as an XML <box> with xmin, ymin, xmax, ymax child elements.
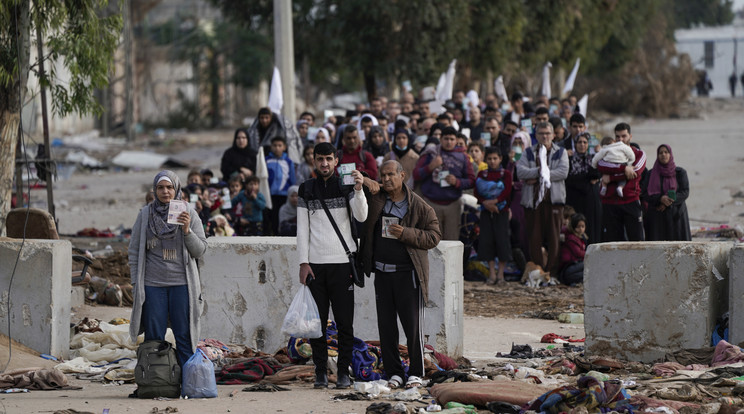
<box><xmin>0</xmin><ymin>239</ymin><xmax>71</xmax><ymax>359</ymax></box>
<box><xmin>584</xmin><ymin>242</ymin><xmax>734</xmax><ymax>362</ymax></box>
<box><xmin>199</xmin><ymin>238</ymin><xmax>464</xmax><ymax>357</ymax></box>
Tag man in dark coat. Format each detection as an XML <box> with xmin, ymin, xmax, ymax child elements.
<box><xmin>359</xmin><ymin>160</ymin><xmax>441</xmax><ymax>389</ymax></box>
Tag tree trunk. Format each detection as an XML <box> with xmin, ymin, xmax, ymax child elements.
<box><xmin>363</xmin><ymin>72</ymin><xmax>377</xmax><ymax>101</ymax></box>
<box><xmin>0</xmin><ymin>113</ymin><xmax>21</xmax><ymax>236</ymax></box>
<box><xmin>0</xmin><ymin>0</ymin><xmax>30</xmax><ymax>236</ymax></box>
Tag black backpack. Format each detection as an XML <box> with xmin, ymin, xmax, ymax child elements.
<box><xmin>134</xmin><ymin>340</ymin><xmax>181</xmax><ymax>398</ymax></box>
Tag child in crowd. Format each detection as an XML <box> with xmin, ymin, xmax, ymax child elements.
<box><xmin>560</xmin><ymin>205</ymin><xmax>576</xmax><ymax>242</ymax></box>
<box><xmin>592</xmin><ymin>136</ymin><xmax>635</xmax><ymax>198</ymax></box>
<box><xmin>207</xmin><ymin>214</ymin><xmax>235</xmax><ymax>237</ymax></box>
<box><xmin>474</xmin><ymin>147</ymin><xmax>513</xmax><ymax>285</ymax></box>
<box><xmin>468</xmin><ymin>142</ymin><xmax>487</xmax><ymax>173</ymax></box>
<box><xmin>224</xmin><ymin>176</ymin><xmax>244</xmax><ymax>229</ymax></box>
<box><xmin>201</xmin><ymin>169</ymin><xmax>216</xmax><ymax>185</ymax></box>
<box><xmin>278</xmin><ymin>185</ymin><xmax>299</xmax><ymax>236</ymax></box>
<box><xmin>295</xmin><ymin>145</ymin><xmax>315</xmax><ymax>185</ymax></box>
<box><xmin>231</xmin><ymin>176</ymin><xmax>266</xmax><ymax>236</ymax></box>
<box><xmin>184</xmin><ymin>183</ymin><xmax>211</xmax><ymax>226</ymax></box>
<box><xmin>266</xmin><ymin>136</ymin><xmax>296</xmax><ymax>235</ymax></box>
<box><xmin>187</xmin><ymin>169</ymin><xmax>203</xmax><ymax>186</ymax></box>
<box><xmin>559</xmin><ymin>213</ymin><xmax>587</xmax><ymax>286</ymax></box>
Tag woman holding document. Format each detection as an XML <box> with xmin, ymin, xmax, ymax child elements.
<box><xmin>128</xmin><ymin>170</ymin><xmax>208</xmax><ymax>367</ymax></box>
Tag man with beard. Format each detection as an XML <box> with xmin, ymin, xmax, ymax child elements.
<box><xmin>297</xmin><ymin>142</ymin><xmax>368</xmax><ymax>390</ymax></box>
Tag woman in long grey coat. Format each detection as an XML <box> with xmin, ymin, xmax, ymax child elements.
<box><xmin>129</xmin><ymin>170</ymin><xmax>208</xmax><ymax>366</ymax></box>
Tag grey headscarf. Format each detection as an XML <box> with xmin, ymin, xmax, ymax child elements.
<box><xmin>148</xmin><ymin>170</ymin><xmax>182</xmax><ymax>246</ymax></box>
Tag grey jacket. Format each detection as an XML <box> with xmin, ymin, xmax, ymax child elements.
<box><xmin>128</xmin><ymin>205</ymin><xmax>208</xmax><ymax>350</ymax></box>
<box><xmin>516</xmin><ymin>144</ymin><xmax>569</xmax><ymax>208</ymax></box>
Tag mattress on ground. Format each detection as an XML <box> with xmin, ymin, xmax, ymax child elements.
<box><xmin>429</xmin><ymin>380</ymin><xmax>552</xmax><ymax>407</ymax></box>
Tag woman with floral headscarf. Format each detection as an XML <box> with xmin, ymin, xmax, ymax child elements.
<box><xmin>641</xmin><ymin>144</ymin><xmax>691</xmax><ymax>241</ymax></box>
<box><xmin>128</xmin><ymin>170</ymin><xmax>208</xmax><ymax>368</ymax></box>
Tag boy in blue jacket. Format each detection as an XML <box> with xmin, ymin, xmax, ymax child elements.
<box><xmin>266</xmin><ymin>136</ymin><xmax>296</xmax><ymax>235</ymax></box>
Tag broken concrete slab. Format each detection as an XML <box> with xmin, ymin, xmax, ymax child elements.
<box><xmin>584</xmin><ymin>242</ymin><xmax>733</xmax><ymax>362</ymax></box>
<box><xmin>199</xmin><ymin>238</ymin><xmax>464</xmax><ymax>357</ymax></box>
<box><xmin>0</xmin><ymin>239</ymin><xmax>71</xmax><ymax>359</ymax></box>
<box><xmin>728</xmin><ymin>244</ymin><xmax>744</xmax><ymax>345</ymax></box>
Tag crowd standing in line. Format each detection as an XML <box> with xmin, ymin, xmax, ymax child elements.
<box><xmin>145</xmin><ymin>88</ymin><xmax>691</xmax><ymax>390</ymax></box>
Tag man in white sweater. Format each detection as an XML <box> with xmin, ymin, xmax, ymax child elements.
<box><xmin>297</xmin><ymin>142</ymin><xmax>368</xmax><ymax>389</ymax></box>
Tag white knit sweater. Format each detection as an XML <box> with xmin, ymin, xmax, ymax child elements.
<box><xmin>297</xmin><ymin>187</ymin><xmax>368</xmax><ymax>264</ymax></box>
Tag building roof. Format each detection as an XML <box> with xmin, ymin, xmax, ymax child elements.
<box><xmin>675</xmin><ymin>25</ymin><xmax>744</xmax><ymax>43</ymax></box>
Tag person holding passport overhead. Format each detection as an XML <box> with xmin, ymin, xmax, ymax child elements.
<box><xmin>128</xmin><ymin>170</ymin><xmax>208</xmax><ymax>369</ymax></box>
<box><xmin>641</xmin><ymin>144</ymin><xmax>691</xmax><ymax>241</ymax></box>
<box><xmin>359</xmin><ymin>160</ymin><xmax>441</xmax><ymax>390</ymax></box>
<box><xmin>296</xmin><ymin>142</ymin><xmax>368</xmax><ymax>390</ymax></box>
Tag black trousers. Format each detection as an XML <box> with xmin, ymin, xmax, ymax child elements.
<box><xmin>308</xmin><ymin>262</ymin><xmax>355</xmax><ymax>375</ymax></box>
<box><xmin>374</xmin><ymin>270</ymin><xmax>424</xmax><ymax>379</ymax></box>
<box><xmin>601</xmin><ymin>201</ymin><xmax>644</xmax><ymax>242</ymax></box>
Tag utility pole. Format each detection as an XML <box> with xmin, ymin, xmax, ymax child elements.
<box><xmin>273</xmin><ymin>0</ymin><xmax>295</xmax><ymax>122</ymax></box>
<box><xmin>36</xmin><ymin>23</ymin><xmax>55</xmax><ymax>221</ymax></box>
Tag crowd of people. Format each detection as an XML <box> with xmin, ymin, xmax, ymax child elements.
<box><xmin>129</xmin><ymin>89</ymin><xmax>693</xmax><ymax>392</ymax></box>
<box><xmin>192</xmin><ymin>90</ymin><xmax>690</xmax><ymax>286</ymax></box>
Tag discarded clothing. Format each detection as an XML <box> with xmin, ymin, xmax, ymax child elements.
<box><xmin>524</xmin><ymin>376</ymin><xmax>634</xmax><ymax>413</ymax></box>
<box><xmin>333</xmin><ymin>391</ymin><xmax>372</xmax><ymax>400</ymax></box>
<box><xmin>425</xmin><ymin>344</ymin><xmax>458</xmax><ymax>370</ymax></box>
<box><xmin>215</xmin><ymin>357</ymin><xmax>282</xmax><ymax>385</ymax></box>
<box><xmin>664</xmin><ymin>346</ymin><xmax>716</xmax><ymax>366</ymax></box>
<box><xmin>496</xmin><ymin>343</ymin><xmax>533</xmax><ymax>359</ymax></box>
<box><xmin>242</xmin><ymin>383</ymin><xmax>289</xmax><ymax>392</ymax></box>
<box><xmin>0</xmin><ymin>368</ymin><xmax>78</xmax><ymax>391</ymax></box>
<box><xmin>428</xmin><ymin>370</ymin><xmax>471</xmax><ymax>385</ymax></box>
<box><xmin>197</xmin><ymin>338</ymin><xmax>230</xmax><ymax>361</ymax></box>
<box><xmin>711</xmin><ymin>339</ymin><xmax>744</xmax><ymax>366</ymax></box>
<box><xmin>540</xmin><ymin>333</ymin><xmax>585</xmax><ymax>343</ymax></box>
<box><xmin>629</xmin><ymin>395</ymin><xmax>701</xmax><ymax>413</ymax></box>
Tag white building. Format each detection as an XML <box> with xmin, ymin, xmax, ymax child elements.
<box><xmin>676</xmin><ymin>23</ymin><xmax>744</xmax><ymax>97</ymax></box>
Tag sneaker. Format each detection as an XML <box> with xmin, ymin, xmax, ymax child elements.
<box><xmin>616</xmin><ymin>186</ymin><xmax>624</xmax><ymax>198</ymax></box>
<box><xmin>599</xmin><ymin>185</ymin><xmax>607</xmax><ymax>196</ymax></box>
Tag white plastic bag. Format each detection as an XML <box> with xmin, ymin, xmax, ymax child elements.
<box><xmin>281</xmin><ymin>285</ymin><xmax>322</xmax><ymax>338</ymax></box>
<box><xmin>182</xmin><ymin>349</ymin><xmax>218</xmax><ymax>398</ymax></box>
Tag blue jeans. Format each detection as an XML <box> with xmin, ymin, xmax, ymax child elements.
<box><xmin>143</xmin><ymin>285</ymin><xmax>193</xmax><ymax>367</ymax></box>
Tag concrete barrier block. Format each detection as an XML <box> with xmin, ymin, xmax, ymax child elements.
<box><xmin>0</xmin><ymin>240</ymin><xmax>72</xmax><ymax>359</ymax></box>
<box><xmin>729</xmin><ymin>244</ymin><xmax>744</xmax><ymax>344</ymax></box>
<box><xmin>584</xmin><ymin>242</ymin><xmax>732</xmax><ymax>362</ymax></box>
<box><xmin>199</xmin><ymin>238</ymin><xmax>464</xmax><ymax>357</ymax></box>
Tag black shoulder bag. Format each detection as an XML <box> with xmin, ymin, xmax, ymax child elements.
<box><xmin>313</xmin><ymin>179</ymin><xmax>365</xmax><ymax>288</ymax></box>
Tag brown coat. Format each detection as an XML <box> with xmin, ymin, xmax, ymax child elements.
<box><xmin>360</xmin><ymin>184</ymin><xmax>441</xmax><ymax>300</ymax></box>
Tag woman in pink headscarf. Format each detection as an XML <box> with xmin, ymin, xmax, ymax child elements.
<box><xmin>641</xmin><ymin>144</ymin><xmax>691</xmax><ymax>241</ymax></box>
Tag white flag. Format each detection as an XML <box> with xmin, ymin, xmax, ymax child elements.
<box><xmin>562</xmin><ymin>58</ymin><xmax>581</xmax><ymax>95</ymax></box>
<box><xmin>578</xmin><ymin>94</ymin><xmax>588</xmax><ymax>118</ymax></box>
<box><xmin>256</xmin><ymin>146</ymin><xmax>272</xmax><ymax>210</ymax></box>
<box><xmin>541</xmin><ymin>62</ymin><xmax>552</xmax><ymax>98</ymax></box>
<box><xmin>435</xmin><ymin>59</ymin><xmax>457</xmax><ymax>103</ymax></box>
<box><xmin>268</xmin><ymin>66</ymin><xmax>283</xmax><ymax>115</ymax></box>
<box><xmin>494</xmin><ymin>75</ymin><xmax>508</xmax><ymax>103</ymax></box>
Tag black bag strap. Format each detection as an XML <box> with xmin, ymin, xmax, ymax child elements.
<box><xmin>313</xmin><ymin>179</ymin><xmax>357</xmax><ymax>257</ymax></box>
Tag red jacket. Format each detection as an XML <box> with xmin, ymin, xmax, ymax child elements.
<box><xmin>560</xmin><ymin>231</ymin><xmax>586</xmax><ymax>268</ymax></box>
<box><xmin>339</xmin><ymin>146</ymin><xmax>378</xmax><ymax>179</ymax></box>
<box><xmin>597</xmin><ymin>146</ymin><xmax>646</xmax><ymax>204</ymax></box>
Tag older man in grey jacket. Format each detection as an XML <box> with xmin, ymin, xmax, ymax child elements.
<box><xmin>517</xmin><ymin>122</ymin><xmax>569</xmax><ymax>277</ymax></box>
